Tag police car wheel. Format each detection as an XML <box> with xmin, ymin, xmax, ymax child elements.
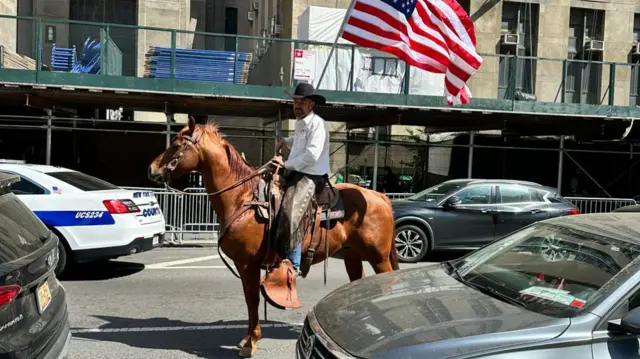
<box><xmin>55</xmin><ymin>241</ymin><xmax>69</xmax><ymax>278</ymax></box>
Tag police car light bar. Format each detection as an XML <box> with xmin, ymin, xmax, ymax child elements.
<box><xmin>0</xmin><ymin>159</ymin><xmax>26</xmax><ymax>164</ymax></box>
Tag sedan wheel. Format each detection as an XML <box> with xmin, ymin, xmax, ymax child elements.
<box><xmin>395</xmin><ymin>224</ymin><xmax>429</xmax><ymax>263</ymax></box>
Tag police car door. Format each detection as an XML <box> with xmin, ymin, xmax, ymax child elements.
<box><xmin>0</xmin><ymin>171</ymin><xmax>46</xmax><ymax>206</ymax></box>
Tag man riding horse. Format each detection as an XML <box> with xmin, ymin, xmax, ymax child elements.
<box><xmin>265</xmin><ymin>82</ymin><xmax>331</xmax><ymax>294</ymax></box>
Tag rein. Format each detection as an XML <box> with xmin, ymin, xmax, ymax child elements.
<box><xmin>163</xmin><ymin>163</ymin><xmax>270</xmax><ymax>197</ymax></box>
<box><xmin>161</xmin><ymin>128</ymin><xmax>281</xmax><ymax>279</ymax></box>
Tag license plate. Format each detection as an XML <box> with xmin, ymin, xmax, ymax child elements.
<box><xmin>152</xmin><ymin>236</ymin><xmax>159</xmax><ymax>246</ymax></box>
<box><xmin>36</xmin><ymin>280</ymin><xmax>52</xmax><ymax>314</ymax></box>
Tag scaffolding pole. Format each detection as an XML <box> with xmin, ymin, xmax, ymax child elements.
<box><xmin>467</xmin><ymin>131</ymin><xmax>474</xmax><ymax>178</ymax></box>
<box><xmin>46</xmin><ymin>110</ymin><xmax>52</xmax><ymax>165</ymax></box>
<box><xmin>557</xmin><ymin>136</ymin><xmax>564</xmax><ymax>191</ymax></box>
<box><xmin>372</xmin><ymin>127</ymin><xmax>379</xmax><ymax>191</ymax></box>
<box><xmin>165</xmin><ymin>113</ymin><xmax>173</xmax><ymax>148</ymax></box>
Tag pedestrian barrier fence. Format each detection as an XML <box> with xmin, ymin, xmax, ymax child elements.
<box><xmin>122</xmin><ymin>187</ymin><xmax>637</xmax><ymax>244</ymax></box>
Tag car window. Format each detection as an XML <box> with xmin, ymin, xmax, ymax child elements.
<box><xmin>0</xmin><ymin>188</ymin><xmax>49</xmax><ymax>263</ymax></box>
<box><xmin>47</xmin><ymin>171</ymin><xmax>119</xmax><ymax>191</ymax></box>
<box><xmin>454</xmin><ymin>185</ymin><xmax>493</xmax><ymax>205</ymax></box>
<box><xmin>596</xmin><ymin>287</ymin><xmax>640</xmax><ymax>331</ymax></box>
<box><xmin>0</xmin><ymin>172</ymin><xmax>46</xmax><ymax>195</ymax></box>
<box><xmin>498</xmin><ymin>185</ymin><xmax>545</xmax><ymax>204</ymax></box>
<box><xmin>451</xmin><ymin>223</ymin><xmax>640</xmax><ymax>318</ymax></box>
<box><xmin>406</xmin><ymin>181</ymin><xmax>470</xmax><ymax>201</ymax></box>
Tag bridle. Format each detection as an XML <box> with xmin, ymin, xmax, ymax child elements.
<box><xmin>163</xmin><ymin>129</ymin><xmax>203</xmax><ymax>186</ymax></box>
<box><xmin>161</xmin><ymin>126</ymin><xmax>274</xmax><ymax>197</ymax></box>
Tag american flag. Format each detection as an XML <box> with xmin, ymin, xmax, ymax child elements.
<box><xmin>341</xmin><ymin>0</ymin><xmax>483</xmax><ymax>105</ymax></box>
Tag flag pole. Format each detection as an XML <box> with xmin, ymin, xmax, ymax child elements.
<box><xmin>316</xmin><ymin>0</ymin><xmax>356</xmax><ymax>89</ymax></box>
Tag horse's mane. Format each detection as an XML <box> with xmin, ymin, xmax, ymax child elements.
<box><xmin>200</xmin><ymin>123</ymin><xmax>259</xmax><ymax>191</ymax></box>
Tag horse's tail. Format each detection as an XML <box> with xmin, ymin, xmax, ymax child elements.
<box><xmin>373</xmin><ymin>190</ymin><xmax>400</xmax><ymax>271</ymax></box>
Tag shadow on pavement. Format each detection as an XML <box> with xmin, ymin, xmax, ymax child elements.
<box><xmin>73</xmin><ymin>315</ymin><xmax>301</xmax><ymax>359</ymax></box>
<box><xmin>60</xmin><ymin>261</ymin><xmax>145</xmax><ymax>281</ymax></box>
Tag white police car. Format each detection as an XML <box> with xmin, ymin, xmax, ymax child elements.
<box><xmin>0</xmin><ymin>160</ymin><xmax>166</xmax><ymax>276</ymax></box>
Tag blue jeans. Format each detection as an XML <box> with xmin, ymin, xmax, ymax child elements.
<box><xmin>287</xmin><ymin>242</ymin><xmax>302</xmax><ymax>271</ymax></box>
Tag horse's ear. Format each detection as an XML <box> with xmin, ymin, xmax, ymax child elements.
<box><xmin>188</xmin><ymin>115</ymin><xmax>196</xmax><ymax>132</ymax></box>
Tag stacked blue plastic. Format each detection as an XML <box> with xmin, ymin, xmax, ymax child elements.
<box><xmin>51</xmin><ymin>45</ymin><xmax>77</xmax><ymax>72</ymax></box>
<box><xmin>144</xmin><ymin>47</ymin><xmax>252</xmax><ymax>84</ymax></box>
<box><xmin>73</xmin><ymin>38</ymin><xmax>101</xmax><ymax>74</ymax></box>
<box><xmin>50</xmin><ymin>38</ymin><xmax>102</xmax><ymax>74</ymax></box>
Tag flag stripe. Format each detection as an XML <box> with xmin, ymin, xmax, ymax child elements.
<box><xmin>347</xmin><ymin>5</ymin><xmax>450</xmax><ymax>69</ymax></box>
<box><xmin>341</xmin><ymin>0</ymin><xmax>483</xmax><ymax>105</ymax></box>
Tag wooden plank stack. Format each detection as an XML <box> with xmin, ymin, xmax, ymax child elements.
<box><xmin>0</xmin><ymin>44</ymin><xmax>36</xmax><ymax>70</ymax></box>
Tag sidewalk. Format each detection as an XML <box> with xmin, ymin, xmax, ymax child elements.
<box><xmin>162</xmin><ymin>232</ymin><xmax>217</xmax><ymax>248</ymax></box>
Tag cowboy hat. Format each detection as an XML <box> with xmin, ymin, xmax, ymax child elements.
<box><xmin>285</xmin><ymin>82</ymin><xmax>326</xmax><ymax>106</ymax></box>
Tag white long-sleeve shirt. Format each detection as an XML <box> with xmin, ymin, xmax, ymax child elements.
<box><xmin>283</xmin><ymin>112</ymin><xmax>330</xmax><ymax>176</ymax></box>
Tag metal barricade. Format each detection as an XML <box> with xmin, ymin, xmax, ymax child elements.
<box><xmin>123</xmin><ymin>186</ymin><xmax>218</xmax><ymax>244</ymax></box>
<box><xmin>565</xmin><ymin>197</ymin><xmax>637</xmax><ymax>214</ymax></box>
<box><xmin>120</xmin><ymin>186</ymin><xmax>638</xmax><ymax>244</ymax></box>
<box><xmin>385</xmin><ymin>193</ymin><xmax>415</xmax><ymax>199</ymax></box>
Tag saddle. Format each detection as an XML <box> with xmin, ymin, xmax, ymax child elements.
<box><xmin>257</xmin><ymin>168</ymin><xmax>345</xmax><ymax>310</ymax></box>
<box><xmin>216</xmin><ymin>158</ymin><xmax>346</xmax><ymax>311</ymax></box>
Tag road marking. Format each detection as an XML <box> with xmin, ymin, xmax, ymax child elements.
<box><xmin>146</xmin><ymin>255</ymin><xmax>219</xmax><ymax>269</ymax></box>
<box><xmin>147</xmin><ymin>266</ymin><xmax>228</xmax><ymax>269</ymax></box>
<box><xmin>71</xmin><ymin>322</ymin><xmax>303</xmax><ymax>334</ymax></box>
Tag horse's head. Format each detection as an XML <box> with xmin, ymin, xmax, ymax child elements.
<box><xmin>148</xmin><ymin>115</ymin><xmax>205</xmax><ymax>185</ymax></box>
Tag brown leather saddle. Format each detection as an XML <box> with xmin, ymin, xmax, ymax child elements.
<box><xmin>258</xmin><ymin>170</ymin><xmax>345</xmax><ymax>310</ymax></box>
<box><xmin>216</xmin><ymin>162</ymin><xmax>346</xmax><ymax>311</ymax></box>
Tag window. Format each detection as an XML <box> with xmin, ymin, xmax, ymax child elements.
<box><xmin>498</xmin><ymin>185</ymin><xmax>546</xmax><ymax>204</ymax></box>
<box><xmin>453</xmin><ymin>223</ymin><xmax>640</xmax><ymax>318</ymax></box>
<box><xmin>497</xmin><ymin>2</ymin><xmax>538</xmax><ymax>99</ymax></box>
<box><xmin>565</xmin><ymin>8</ymin><xmax>604</xmax><ymax>105</ymax></box>
<box><xmin>366</xmin><ymin>57</ymin><xmax>399</xmax><ymax>77</ymax></box>
<box><xmin>630</xmin><ymin>14</ymin><xmax>640</xmax><ymax>106</ymax></box>
<box><xmin>0</xmin><ymin>173</ymin><xmax>46</xmax><ymax>195</ymax></box>
<box><xmin>0</xmin><ymin>191</ymin><xmax>49</xmax><ymax>263</ymax></box>
<box><xmin>455</xmin><ymin>185</ymin><xmax>493</xmax><ymax>205</ymax></box>
<box><xmin>406</xmin><ymin>181</ymin><xmax>471</xmax><ymax>201</ymax></box>
<box><xmin>47</xmin><ymin>171</ymin><xmax>119</xmax><ymax>191</ymax></box>
<box><xmin>224</xmin><ymin>7</ymin><xmax>238</xmax><ymax>52</ymax></box>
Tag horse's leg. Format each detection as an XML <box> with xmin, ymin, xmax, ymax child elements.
<box><xmin>342</xmin><ymin>246</ymin><xmax>365</xmax><ymax>281</ymax></box>
<box><xmin>237</xmin><ymin>263</ymin><xmax>263</xmax><ymax>358</ymax></box>
<box><xmin>236</xmin><ymin>263</ymin><xmax>251</xmax><ymax>349</ymax></box>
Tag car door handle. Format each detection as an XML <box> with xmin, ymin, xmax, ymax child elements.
<box><xmin>530</xmin><ymin>209</ymin><xmax>544</xmax><ymax>214</ymax></box>
<box><xmin>481</xmin><ymin>208</ymin><xmax>492</xmax><ymax>214</ymax></box>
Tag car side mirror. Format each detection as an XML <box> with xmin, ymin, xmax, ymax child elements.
<box><xmin>443</xmin><ymin>196</ymin><xmax>461</xmax><ymax>209</ymax></box>
<box><xmin>609</xmin><ymin>307</ymin><xmax>640</xmax><ymax>335</ymax></box>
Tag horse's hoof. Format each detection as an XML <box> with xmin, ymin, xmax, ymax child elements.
<box><xmin>237</xmin><ymin>336</ymin><xmax>249</xmax><ymax>349</ymax></box>
<box><xmin>238</xmin><ymin>341</ymin><xmax>257</xmax><ymax>358</ymax></box>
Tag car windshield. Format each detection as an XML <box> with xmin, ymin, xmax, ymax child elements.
<box><xmin>449</xmin><ymin>223</ymin><xmax>640</xmax><ymax>318</ymax></box>
<box><xmin>47</xmin><ymin>171</ymin><xmax>119</xmax><ymax>191</ymax></box>
<box><xmin>0</xmin><ymin>188</ymin><xmax>49</xmax><ymax>263</ymax></box>
<box><xmin>406</xmin><ymin>181</ymin><xmax>469</xmax><ymax>201</ymax></box>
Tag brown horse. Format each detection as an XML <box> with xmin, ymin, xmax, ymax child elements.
<box><xmin>148</xmin><ymin>116</ymin><xmax>399</xmax><ymax>358</ymax></box>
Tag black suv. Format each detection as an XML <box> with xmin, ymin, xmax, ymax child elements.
<box><xmin>0</xmin><ymin>173</ymin><xmax>71</xmax><ymax>358</ymax></box>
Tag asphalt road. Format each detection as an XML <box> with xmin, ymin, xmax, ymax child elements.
<box><xmin>61</xmin><ymin>247</ymin><xmax>455</xmax><ymax>359</ymax></box>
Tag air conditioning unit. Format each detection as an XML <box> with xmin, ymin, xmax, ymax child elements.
<box><xmin>253</xmin><ymin>0</ymin><xmax>260</xmax><ymax>11</ymax></box>
<box><xmin>633</xmin><ymin>42</ymin><xmax>640</xmax><ymax>55</ymax></box>
<box><xmin>500</xmin><ymin>33</ymin><xmax>519</xmax><ymax>46</ymax></box>
<box><xmin>247</xmin><ymin>11</ymin><xmax>254</xmax><ymax>22</ymax></box>
<box><xmin>274</xmin><ymin>24</ymin><xmax>282</xmax><ymax>35</ymax></box>
<box><xmin>584</xmin><ymin>39</ymin><xmax>604</xmax><ymax>52</ymax></box>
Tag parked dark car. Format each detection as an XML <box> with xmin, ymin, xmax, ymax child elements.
<box><xmin>0</xmin><ymin>173</ymin><xmax>71</xmax><ymax>359</ymax></box>
<box><xmin>392</xmin><ymin>179</ymin><xmax>579</xmax><ymax>262</ymax></box>
<box><xmin>614</xmin><ymin>204</ymin><xmax>640</xmax><ymax>212</ymax></box>
<box><xmin>297</xmin><ymin>213</ymin><xmax>640</xmax><ymax>359</ymax></box>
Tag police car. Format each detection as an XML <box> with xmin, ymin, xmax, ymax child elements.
<box><xmin>0</xmin><ymin>160</ymin><xmax>166</xmax><ymax>276</ymax></box>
